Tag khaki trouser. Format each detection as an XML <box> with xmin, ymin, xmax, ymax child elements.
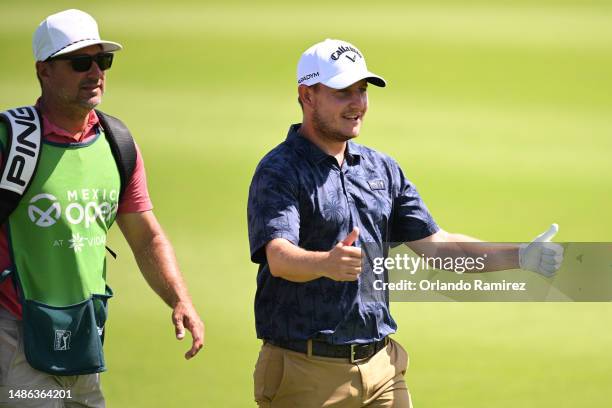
<box><xmin>254</xmin><ymin>338</ymin><xmax>412</xmax><ymax>408</ymax></box>
<box><xmin>0</xmin><ymin>310</ymin><xmax>105</xmax><ymax>408</ymax></box>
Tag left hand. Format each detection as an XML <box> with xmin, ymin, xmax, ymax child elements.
<box><xmin>519</xmin><ymin>223</ymin><xmax>564</xmax><ymax>277</ymax></box>
<box><xmin>172</xmin><ymin>300</ymin><xmax>205</xmax><ymax>359</ymax></box>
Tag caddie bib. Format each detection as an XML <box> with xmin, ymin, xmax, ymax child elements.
<box><xmin>2</xmin><ymin>128</ymin><xmax>120</xmax><ymax>375</ymax></box>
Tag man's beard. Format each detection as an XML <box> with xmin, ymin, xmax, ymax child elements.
<box><xmin>78</xmin><ymin>99</ymin><xmax>100</xmax><ymax>110</ymax></box>
<box><xmin>76</xmin><ymin>79</ymin><xmax>103</xmax><ymax>110</ymax></box>
<box><xmin>312</xmin><ymin>107</ymin><xmax>358</xmax><ymax>143</ymax></box>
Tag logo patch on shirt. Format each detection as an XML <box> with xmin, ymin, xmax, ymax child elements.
<box><xmin>368</xmin><ymin>180</ymin><xmax>385</xmax><ymax>190</ymax></box>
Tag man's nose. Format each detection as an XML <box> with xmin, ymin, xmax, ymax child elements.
<box><xmin>87</xmin><ymin>59</ymin><xmax>104</xmax><ymax>77</ymax></box>
<box><xmin>348</xmin><ymin>91</ymin><xmax>366</xmax><ymax>109</ymax></box>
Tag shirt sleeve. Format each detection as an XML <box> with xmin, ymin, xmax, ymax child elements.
<box><xmin>117</xmin><ymin>142</ymin><xmax>153</xmax><ymax>213</ymax></box>
<box><xmin>247</xmin><ymin>161</ymin><xmax>300</xmax><ymax>264</ymax></box>
<box><xmin>390</xmin><ymin>161</ymin><xmax>439</xmax><ymax>242</ymax></box>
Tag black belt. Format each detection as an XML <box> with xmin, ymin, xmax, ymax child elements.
<box><xmin>266</xmin><ymin>337</ymin><xmax>389</xmax><ymax>363</ymax></box>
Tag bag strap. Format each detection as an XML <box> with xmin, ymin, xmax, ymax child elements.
<box><xmin>95</xmin><ymin>110</ymin><xmax>137</xmax><ymax>200</ymax></box>
<box><xmin>0</xmin><ymin>106</ymin><xmax>43</xmax><ymax>226</ymax></box>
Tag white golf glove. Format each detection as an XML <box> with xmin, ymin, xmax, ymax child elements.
<box><xmin>519</xmin><ymin>224</ymin><xmax>564</xmax><ymax>277</ymax></box>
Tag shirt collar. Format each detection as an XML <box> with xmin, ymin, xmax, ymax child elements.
<box><xmin>286</xmin><ymin>123</ymin><xmax>362</xmax><ymax>165</ymax></box>
<box><xmin>35</xmin><ymin>99</ymin><xmax>100</xmax><ymax>141</ymax></box>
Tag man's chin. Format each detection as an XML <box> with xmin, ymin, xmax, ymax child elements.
<box><xmin>342</xmin><ymin>128</ymin><xmax>360</xmax><ymax>140</ymax></box>
<box><xmin>332</xmin><ymin>133</ymin><xmax>358</xmax><ymax>143</ymax></box>
<box><xmin>79</xmin><ymin>98</ymin><xmax>102</xmax><ymax>110</ymax></box>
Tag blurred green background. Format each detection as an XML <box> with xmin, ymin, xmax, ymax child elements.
<box><xmin>1</xmin><ymin>0</ymin><xmax>611</xmax><ymax>406</ymax></box>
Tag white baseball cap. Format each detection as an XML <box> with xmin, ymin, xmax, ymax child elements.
<box><xmin>33</xmin><ymin>9</ymin><xmax>122</xmax><ymax>62</ymax></box>
<box><xmin>297</xmin><ymin>39</ymin><xmax>386</xmax><ymax>89</ymax></box>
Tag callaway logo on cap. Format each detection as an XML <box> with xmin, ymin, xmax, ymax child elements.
<box><xmin>297</xmin><ymin>39</ymin><xmax>386</xmax><ymax>89</ymax></box>
<box><xmin>33</xmin><ymin>9</ymin><xmax>122</xmax><ymax>62</ymax></box>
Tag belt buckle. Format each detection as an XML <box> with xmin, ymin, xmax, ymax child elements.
<box><xmin>350</xmin><ymin>344</ymin><xmax>357</xmax><ymax>363</ymax></box>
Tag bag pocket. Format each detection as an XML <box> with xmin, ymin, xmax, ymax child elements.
<box><xmin>92</xmin><ymin>285</ymin><xmax>113</xmax><ymax>344</ymax></box>
<box><xmin>22</xmin><ymin>286</ymin><xmax>113</xmax><ymax>376</ymax></box>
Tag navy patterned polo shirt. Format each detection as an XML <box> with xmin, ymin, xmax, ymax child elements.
<box><xmin>247</xmin><ymin>124</ymin><xmax>439</xmax><ymax>344</ymax></box>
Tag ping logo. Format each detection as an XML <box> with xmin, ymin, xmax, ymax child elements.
<box><xmin>368</xmin><ymin>180</ymin><xmax>385</xmax><ymax>190</ymax></box>
<box><xmin>54</xmin><ymin>330</ymin><xmax>72</xmax><ymax>351</ymax></box>
<box><xmin>28</xmin><ymin>194</ymin><xmax>61</xmax><ymax>227</ymax></box>
<box><xmin>0</xmin><ymin>107</ymin><xmax>41</xmax><ymax>195</ymax></box>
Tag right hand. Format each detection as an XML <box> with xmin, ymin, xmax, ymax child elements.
<box><xmin>322</xmin><ymin>227</ymin><xmax>362</xmax><ymax>281</ymax></box>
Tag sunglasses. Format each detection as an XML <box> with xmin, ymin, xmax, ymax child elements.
<box><xmin>49</xmin><ymin>52</ymin><xmax>114</xmax><ymax>73</ymax></box>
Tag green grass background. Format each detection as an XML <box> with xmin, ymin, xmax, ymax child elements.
<box><xmin>1</xmin><ymin>0</ymin><xmax>611</xmax><ymax>406</ymax></box>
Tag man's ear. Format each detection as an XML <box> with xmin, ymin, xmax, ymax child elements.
<box><xmin>36</xmin><ymin>61</ymin><xmax>52</xmax><ymax>84</ymax></box>
<box><xmin>298</xmin><ymin>84</ymin><xmax>316</xmax><ymax>110</ymax></box>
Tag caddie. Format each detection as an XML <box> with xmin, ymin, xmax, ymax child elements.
<box><xmin>0</xmin><ymin>9</ymin><xmax>204</xmax><ymax>407</ymax></box>
<box><xmin>247</xmin><ymin>38</ymin><xmax>564</xmax><ymax>407</ymax></box>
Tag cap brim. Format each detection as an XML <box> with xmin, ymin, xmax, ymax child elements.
<box><xmin>322</xmin><ymin>70</ymin><xmax>387</xmax><ymax>89</ymax></box>
<box><xmin>50</xmin><ymin>39</ymin><xmax>123</xmax><ymax>59</ymax></box>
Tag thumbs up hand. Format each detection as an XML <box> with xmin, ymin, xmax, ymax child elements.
<box><xmin>519</xmin><ymin>224</ymin><xmax>564</xmax><ymax>277</ymax></box>
<box><xmin>322</xmin><ymin>227</ymin><xmax>363</xmax><ymax>281</ymax></box>
<box><xmin>340</xmin><ymin>227</ymin><xmax>359</xmax><ymax>246</ymax></box>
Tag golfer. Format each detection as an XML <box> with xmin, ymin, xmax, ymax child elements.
<box><xmin>247</xmin><ymin>38</ymin><xmax>563</xmax><ymax>407</ymax></box>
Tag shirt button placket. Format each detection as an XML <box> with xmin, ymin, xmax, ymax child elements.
<box><xmin>340</xmin><ymin>169</ymin><xmax>357</xmax><ymax>233</ymax></box>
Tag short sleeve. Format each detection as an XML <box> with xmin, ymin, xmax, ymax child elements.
<box><xmin>117</xmin><ymin>142</ymin><xmax>153</xmax><ymax>213</ymax></box>
<box><xmin>390</xmin><ymin>162</ymin><xmax>439</xmax><ymax>242</ymax></box>
<box><xmin>247</xmin><ymin>163</ymin><xmax>300</xmax><ymax>264</ymax></box>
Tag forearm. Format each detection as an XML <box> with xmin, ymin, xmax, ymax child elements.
<box><xmin>409</xmin><ymin>231</ymin><xmax>520</xmax><ymax>272</ymax></box>
<box><xmin>444</xmin><ymin>233</ymin><xmax>519</xmax><ymax>271</ymax></box>
<box><xmin>117</xmin><ymin>211</ymin><xmax>204</xmax><ymax>358</ymax></box>
<box><xmin>455</xmin><ymin>243</ymin><xmax>519</xmax><ymax>272</ymax></box>
<box><xmin>132</xmin><ymin>231</ymin><xmax>192</xmax><ymax>307</ymax></box>
<box><xmin>266</xmin><ymin>239</ymin><xmax>328</xmax><ymax>282</ymax></box>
